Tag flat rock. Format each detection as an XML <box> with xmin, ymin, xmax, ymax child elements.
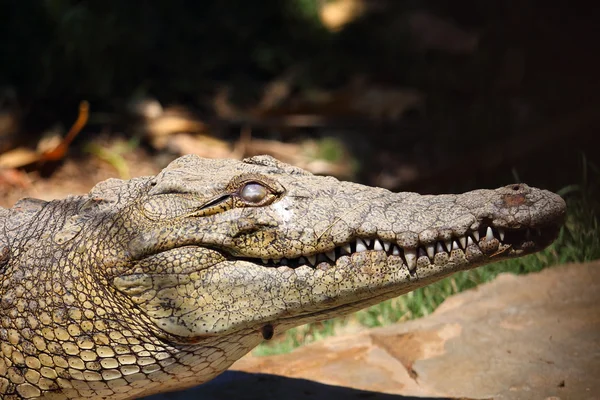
<box><xmin>149</xmin><ymin>262</ymin><xmax>600</xmax><ymax>399</ymax></box>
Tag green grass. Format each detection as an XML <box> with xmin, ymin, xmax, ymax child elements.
<box><xmin>255</xmin><ymin>166</ymin><xmax>600</xmax><ymax>356</ymax></box>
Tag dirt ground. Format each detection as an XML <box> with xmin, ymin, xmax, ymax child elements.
<box><xmin>0</xmin><ymin>146</ymin><xmax>161</xmax><ymax>208</ymax></box>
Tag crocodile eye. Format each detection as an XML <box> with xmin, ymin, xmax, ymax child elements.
<box><xmin>239</xmin><ymin>182</ymin><xmax>268</xmax><ymax>203</ymax></box>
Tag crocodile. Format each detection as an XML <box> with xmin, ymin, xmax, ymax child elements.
<box><xmin>0</xmin><ymin>155</ymin><xmax>566</xmax><ymax>399</ymax></box>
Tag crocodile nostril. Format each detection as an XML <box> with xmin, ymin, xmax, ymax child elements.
<box><xmin>511</xmin><ymin>184</ymin><xmax>522</xmax><ymax>191</ymax></box>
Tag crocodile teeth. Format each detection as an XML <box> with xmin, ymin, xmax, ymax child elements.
<box><xmin>426</xmin><ymin>244</ymin><xmax>435</xmax><ymax>259</ymax></box>
<box><xmin>444</xmin><ymin>240</ymin><xmax>452</xmax><ymax>252</ymax></box>
<box><xmin>342</xmin><ymin>244</ymin><xmax>352</xmax><ymax>254</ymax></box>
<box><xmin>436</xmin><ymin>242</ymin><xmax>445</xmax><ymax>254</ymax></box>
<box><xmin>373</xmin><ymin>240</ymin><xmax>384</xmax><ymax>251</ymax></box>
<box><xmin>259</xmin><ymin>228</ymin><xmax>510</xmax><ymax>270</ymax></box>
<box><xmin>356</xmin><ymin>240</ymin><xmax>368</xmax><ymax>252</ymax></box>
<box><xmin>405</xmin><ymin>249</ymin><xmax>417</xmax><ymax>270</ymax></box>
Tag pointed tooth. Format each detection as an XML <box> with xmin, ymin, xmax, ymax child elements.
<box><xmin>472</xmin><ymin>231</ymin><xmax>480</xmax><ymax>241</ymax></box>
<box><xmin>405</xmin><ymin>249</ymin><xmax>417</xmax><ymax>270</ymax></box>
<box><xmin>356</xmin><ymin>239</ymin><xmax>367</xmax><ymax>252</ymax></box>
<box><xmin>452</xmin><ymin>240</ymin><xmax>459</xmax><ymax>250</ymax></box>
<box><xmin>459</xmin><ymin>236</ymin><xmax>467</xmax><ymax>249</ymax></box>
<box><xmin>392</xmin><ymin>246</ymin><xmax>401</xmax><ymax>256</ymax></box>
<box><xmin>280</xmin><ymin>258</ymin><xmax>288</xmax><ymax>266</ymax></box>
<box><xmin>498</xmin><ymin>228</ymin><xmax>505</xmax><ymax>241</ymax></box>
<box><xmin>298</xmin><ymin>256</ymin><xmax>307</xmax><ymax>265</ymax></box>
<box><xmin>426</xmin><ymin>244</ymin><xmax>435</xmax><ymax>259</ymax></box>
<box><xmin>326</xmin><ymin>250</ymin><xmax>336</xmax><ymax>261</ymax></box>
<box><xmin>343</xmin><ymin>244</ymin><xmax>352</xmax><ymax>254</ymax></box>
<box><xmin>467</xmin><ymin>236</ymin><xmax>474</xmax><ymax>246</ymax></box>
<box><xmin>262</xmin><ymin>259</ymin><xmax>269</xmax><ymax>264</ymax></box>
<box><xmin>525</xmin><ymin>229</ymin><xmax>531</xmax><ymax>240</ymax></box>
<box><xmin>486</xmin><ymin>227</ymin><xmax>494</xmax><ymax>241</ymax></box>
<box><xmin>307</xmin><ymin>255</ymin><xmax>317</xmax><ymax>266</ymax></box>
<box><xmin>383</xmin><ymin>241</ymin><xmax>391</xmax><ymax>252</ymax></box>
<box><xmin>436</xmin><ymin>242</ymin><xmax>444</xmax><ymax>254</ymax></box>
<box><xmin>364</xmin><ymin>239</ymin><xmax>372</xmax><ymax>248</ymax></box>
<box><xmin>444</xmin><ymin>240</ymin><xmax>452</xmax><ymax>252</ymax></box>
<box><xmin>272</xmin><ymin>258</ymin><xmax>280</xmax><ymax>264</ymax></box>
<box><xmin>373</xmin><ymin>240</ymin><xmax>384</xmax><ymax>251</ymax></box>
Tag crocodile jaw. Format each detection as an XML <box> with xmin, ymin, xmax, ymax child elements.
<box><xmin>123</xmin><ymin>218</ymin><xmax>562</xmax><ymax>340</ymax></box>
<box><xmin>116</xmin><ymin>157</ymin><xmax>566</xmax><ymax>341</ymax></box>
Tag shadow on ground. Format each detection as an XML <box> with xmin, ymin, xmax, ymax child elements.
<box><xmin>144</xmin><ymin>370</ymin><xmax>452</xmax><ymax>400</ymax></box>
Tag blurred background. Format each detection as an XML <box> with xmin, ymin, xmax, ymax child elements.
<box><xmin>0</xmin><ymin>0</ymin><xmax>598</xmax><ymax>352</ymax></box>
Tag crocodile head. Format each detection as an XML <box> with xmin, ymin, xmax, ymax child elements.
<box><xmin>106</xmin><ymin>155</ymin><xmax>565</xmax><ymax>341</ymax></box>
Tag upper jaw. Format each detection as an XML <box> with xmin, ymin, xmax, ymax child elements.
<box><xmin>236</xmin><ymin>184</ymin><xmax>566</xmax><ymax>273</ymax></box>
<box><xmin>128</xmin><ymin>183</ymin><xmax>565</xmax><ymax>275</ymax></box>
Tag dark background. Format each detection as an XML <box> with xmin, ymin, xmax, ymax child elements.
<box><xmin>1</xmin><ymin>0</ymin><xmax>599</xmax><ymax>194</ymax></box>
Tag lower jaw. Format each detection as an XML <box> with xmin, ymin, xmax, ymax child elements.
<box><xmin>269</xmin><ymin>250</ymin><xmax>488</xmax><ymax>327</ymax></box>
<box><xmin>229</xmin><ymin>241</ymin><xmax>548</xmax><ymax>339</ymax></box>
<box><xmin>245</xmin><ymin>234</ymin><xmax>558</xmax><ymax>339</ymax></box>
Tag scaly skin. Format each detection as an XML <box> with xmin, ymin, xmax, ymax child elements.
<box><xmin>0</xmin><ymin>155</ymin><xmax>565</xmax><ymax>399</ymax></box>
